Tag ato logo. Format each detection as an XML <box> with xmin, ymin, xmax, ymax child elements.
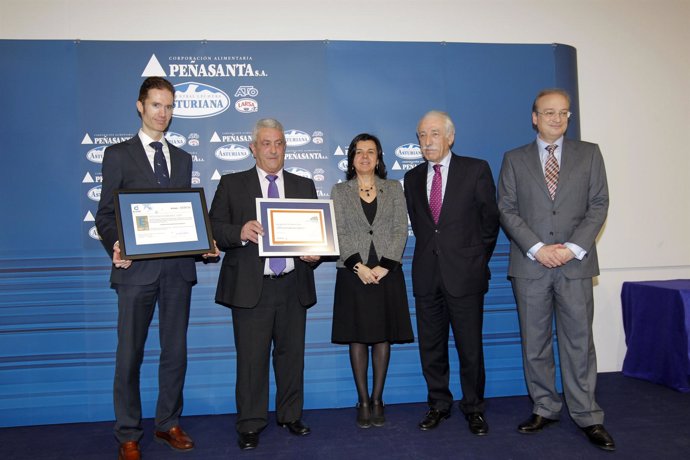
<box><xmin>173</xmin><ymin>82</ymin><xmax>230</xmax><ymax>119</ymax></box>
<box><xmin>234</xmin><ymin>86</ymin><xmax>259</xmax><ymax>97</ymax></box>
<box><xmin>337</xmin><ymin>159</ymin><xmax>349</xmax><ymax>172</ymax></box>
<box><xmin>215</xmin><ymin>144</ymin><xmax>251</xmax><ymax>161</ymax></box>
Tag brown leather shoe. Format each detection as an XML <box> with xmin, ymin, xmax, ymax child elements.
<box><xmin>118</xmin><ymin>441</ymin><xmax>141</xmax><ymax>460</ymax></box>
<box><xmin>154</xmin><ymin>425</ymin><xmax>195</xmax><ymax>451</ymax></box>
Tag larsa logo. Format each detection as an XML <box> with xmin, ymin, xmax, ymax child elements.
<box><xmin>165</xmin><ymin>132</ymin><xmax>187</xmax><ymax>147</ymax></box>
<box><xmin>88</xmin><ymin>226</ymin><xmax>101</xmax><ymax>240</ymax></box>
<box><xmin>86</xmin><ymin>146</ymin><xmax>107</xmax><ymax>164</ymax></box>
<box><xmin>285</xmin><ymin>167</ymin><xmax>312</xmax><ymax>179</ymax></box>
<box><xmin>285</xmin><ymin>130</ymin><xmax>311</xmax><ymax>147</ymax></box>
<box><xmin>87</xmin><ymin>185</ymin><xmax>102</xmax><ymax>202</ymax></box>
<box><xmin>235</xmin><ymin>98</ymin><xmax>258</xmax><ymax>113</ymax></box>
<box><xmin>173</xmin><ymin>82</ymin><xmax>230</xmax><ymax>119</ymax></box>
<box><xmin>395</xmin><ymin>143</ymin><xmax>423</xmax><ymax>160</ymax></box>
<box><xmin>337</xmin><ymin>159</ymin><xmax>349</xmax><ymax>172</ymax></box>
<box><xmin>215</xmin><ymin>144</ymin><xmax>251</xmax><ymax>161</ymax></box>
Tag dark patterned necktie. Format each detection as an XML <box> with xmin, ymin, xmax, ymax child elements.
<box><xmin>429</xmin><ymin>164</ymin><xmax>442</xmax><ymax>224</ymax></box>
<box><xmin>150</xmin><ymin>141</ymin><xmax>170</xmax><ymax>187</ymax></box>
<box><xmin>545</xmin><ymin>144</ymin><xmax>559</xmax><ymax>200</ymax></box>
<box><xmin>266</xmin><ymin>174</ymin><xmax>286</xmax><ymax>275</ymax></box>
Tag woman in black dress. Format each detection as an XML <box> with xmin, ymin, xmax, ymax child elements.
<box><xmin>331</xmin><ymin>133</ymin><xmax>414</xmax><ymax>428</ymax></box>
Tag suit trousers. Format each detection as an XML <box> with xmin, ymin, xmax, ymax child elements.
<box><xmin>512</xmin><ymin>270</ymin><xmax>604</xmax><ymax>427</ymax></box>
<box><xmin>231</xmin><ymin>271</ymin><xmax>307</xmax><ymax>433</ymax></box>
<box><xmin>414</xmin><ymin>261</ymin><xmax>486</xmax><ymax>415</ymax></box>
<box><xmin>113</xmin><ymin>259</ymin><xmax>193</xmax><ymax>442</ymax></box>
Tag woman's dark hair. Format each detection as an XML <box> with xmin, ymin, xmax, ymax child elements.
<box><xmin>346</xmin><ymin>133</ymin><xmax>387</xmax><ymax>180</ymax></box>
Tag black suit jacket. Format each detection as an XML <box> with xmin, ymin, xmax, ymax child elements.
<box><xmin>95</xmin><ymin>135</ymin><xmax>197</xmax><ymax>285</ymax></box>
<box><xmin>404</xmin><ymin>153</ymin><xmax>499</xmax><ymax>298</ymax></box>
<box><xmin>209</xmin><ymin>168</ymin><xmax>318</xmax><ymax>309</ymax></box>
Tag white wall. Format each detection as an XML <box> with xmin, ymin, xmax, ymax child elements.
<box><xmin>3</xmin><ymin>0</ymin><xmax>689</xmax><ymax>371</ymax></box>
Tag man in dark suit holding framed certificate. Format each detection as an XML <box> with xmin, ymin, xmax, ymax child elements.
<box><xmin>209</xmin><ymin>118</ymin><xmax>320</xmax><ymax>451</ymax></box>
<box><xmin>404</xmin><ymin>111</ymin><xmax>499</xmax><ymax>436</ymax></box>
<box><xmin>96</xmin><ymin>77</ymin><xmax>218</xmax><ymax>460</ymax></box>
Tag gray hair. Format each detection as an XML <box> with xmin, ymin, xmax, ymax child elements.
<box><xmin>252</xmin><ymin>118</ymin><xmax>285</xmax><ymax>144</ymax></box>
<box><xmin>418</xmin><ymin>110</ymin><xmax>455</xmax><ymax>137</ymax></box>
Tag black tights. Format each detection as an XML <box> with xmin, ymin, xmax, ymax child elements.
<box><xmin>349</xmin><ymin>342</ymin><xmax>390</xmax><ymax>404</ymax></box>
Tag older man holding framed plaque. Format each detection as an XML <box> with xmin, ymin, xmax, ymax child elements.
<box><xmin>209</xmin><ymin>118</ymin><xmax>323</xmax><ymax>451</ymax></box>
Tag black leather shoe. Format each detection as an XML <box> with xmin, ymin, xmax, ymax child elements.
<box><xmin>356</xmin><ymin>402</ymin><xmax>371</xmax><ymax>428</ymax></box>
<box><xmin>278</xmin><ymin>419</ymin><xmax>311</xmax><ymax>436</ymax></box>
<box><xmin>371</xmin><ymin>400</ymin><xmax>385</xmax><ymax>427</ymax></box>
<box><xmin>418</xmin><ymin>408</ymin><xmax>450</xmax><ymax>431</ymax></box>
<box><xmin>582</xmin><ymin>424</ymin><xmax>615</xmax><ymax>451</ymax></box>
<box><xmin>466</xmin><ymin>412</ymin><xmax>489</xmax><ymax>436</ymax></box>
<box><xmin>517</xmin><ymin>414</ymin><xmax>558</xmax><ymax>434</ymax></box>
<box><xmin>237</xmin><ymin>432</ymin><xmax>259</xmax><ymax>450</ymax></box>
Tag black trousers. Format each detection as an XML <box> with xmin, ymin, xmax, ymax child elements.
<box><xmin>414</xmin><ymin>261</ymin><xmax>486</xmax><ymax>415</ymax></box>
<box><xmin>231</xmin><ymin>272</ymin><xmax>307</xmax><ymax>433</ymax></box>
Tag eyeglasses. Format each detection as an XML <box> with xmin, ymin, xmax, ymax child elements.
<box><xmin>536</xmin><ymin>110</ymin><xmax>572</xmax><ymax>120</ymax></box>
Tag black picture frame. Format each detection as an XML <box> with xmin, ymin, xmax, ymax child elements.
<box><xmin>114</xmin><ymin>188</ymin><xmax>213</xmax><ymax>260</ymax></box>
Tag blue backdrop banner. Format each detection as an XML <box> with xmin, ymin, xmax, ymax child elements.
<box><xmin>0</xmin><ymin>40</ymin><xmax>578</xmax><ymax>427</ymax></box>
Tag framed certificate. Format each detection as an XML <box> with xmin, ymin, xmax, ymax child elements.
<box><xmin>114</xmin><ymin>188</ymin><xmax>214</xmax><ymax>260</ymax></box>
<box><xmin>256</xmin><ymin>198</ymin><xmax>340</xmax><ymax>256</ymax></box>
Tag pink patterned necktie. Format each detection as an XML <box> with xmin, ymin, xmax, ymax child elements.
<box><xmin>266</xmin><ymin>175</ymin><xmax>286</xmax><ymax>275</ymax></box>
<box><xmin>544</xmin><ymin>144</ymin><xmax>559</xmax><ymax>200</ymax></box>
<box><xmin>429</xmin><ymin>164</ymin><xmax>442</xmax><ymax>224</ymax></box>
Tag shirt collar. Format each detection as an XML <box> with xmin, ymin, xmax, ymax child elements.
<box><xmin>427</xmin><ymin>151</ymin><xmax>452</xmax><ymax>171</ymax></box>
<box><xmin>138</xmin><ymin>129</ymin><xmax>167</xmax><ymax>150</ymax></box>
<box><xmin>536</xmin><ymin>136</ymin><xmax>563</xmax><ymax>161</ymax></box>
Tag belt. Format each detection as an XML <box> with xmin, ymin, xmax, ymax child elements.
<box><xmin>263</xmin><ymin>270</ymin><xmax>294</xmax><ymax>279</ymax></box>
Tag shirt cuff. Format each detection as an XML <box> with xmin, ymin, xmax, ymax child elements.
<box><xmin>527</xmin><ymin>242</ymin><xmax>544</xmax><ymax>261</ymax></box>
<box><xmin>564</xmin><ymin>242</ymin><xmax>587</xmax><ymax>260</ymax></box>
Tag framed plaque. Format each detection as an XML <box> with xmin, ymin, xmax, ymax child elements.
<box><xmin>114</xmin><ymin>188</ymin><xmax>214</xmax><ymax>260</ymax></box>
<box><xmin>256</xmin><ymin>198</ymin><xmax>339</xmax><ymax>256</ymax></box>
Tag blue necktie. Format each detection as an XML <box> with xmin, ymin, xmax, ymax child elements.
<box><xmin>266</xmin><ymin>175</ymin><xmax>286</xmax><ymax>275</ymax></box>
<box><xmin>150</xmin><ymin>141</ymin><xmax>170</xmax><ymax>187</ymax></box>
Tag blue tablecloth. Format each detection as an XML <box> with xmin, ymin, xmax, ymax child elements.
<box><xmin>622</xmin><ymin>279</ymin><xmax>690</xmax><ymax>392</ymax></box>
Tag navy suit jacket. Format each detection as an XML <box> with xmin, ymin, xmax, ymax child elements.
<box><xmin>209</xmin><ymin>168</ymin><xmax>318</xmax><ymax>309</ymax></box>
<box><xmin>404</xmin><ymin>153</ymin><xmax>499</xmax><ymax>298</ymax></box>
<box><xmin>95</xmin><ymin>135</ymin><xmax>197</xmax><ymax>285</ymax></box>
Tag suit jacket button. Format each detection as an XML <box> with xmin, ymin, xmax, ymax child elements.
<box><xmin>369</xmin><ymin>230</ymin><xmax>373</xmax><ymax>235</ymax></box>
<box><xmin>549</xmin><ymin>232</ymin><xmax>554</xmax><ymax>235</ymax></box>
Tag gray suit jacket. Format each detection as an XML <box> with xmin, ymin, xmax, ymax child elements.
<box><xmin>497</xmin><ymin>138</ymin><xmax>609</xmax><ymax>280</ymax></box>
<box><xmin>331</xmin><ymin>177</ymin><xmax>408</xmax><ymax>269</ymax></box>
